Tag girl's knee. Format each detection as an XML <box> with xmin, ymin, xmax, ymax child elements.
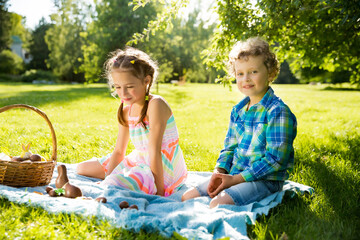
<box><xmin>76</xmin><ymin>160</ymin><xmax>105</xmax><ymax>179</ymax></box>
<box><xmin>181</xmin><ymin>187</ymin><xmax>200</xmax><ymax>202</ymax></box>
<box><xmin>76</xmin><ymin>162</ymin><xmax>85</xmax><ymax>175</ymax></box>
<box><xmin>209</xmin><ymin>192</ymin><xmax>235</xmax><ymax>208</ymax></box>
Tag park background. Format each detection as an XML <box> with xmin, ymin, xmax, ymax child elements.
<box><xmin>1</xmin><ymin>0</ymin><xmax>359</xmax><ymax>239</ymax></box>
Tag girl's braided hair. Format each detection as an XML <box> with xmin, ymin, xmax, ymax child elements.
<box><xmin>104</xmin><ymin>47</ymin><xmax>158</xmax><ymax>128</ymax></box>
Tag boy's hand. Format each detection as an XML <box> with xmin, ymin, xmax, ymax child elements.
<box><xmin>207</xmin><ymin>173</ymin><xmax>245</xmax><ymax>198</ymax></box>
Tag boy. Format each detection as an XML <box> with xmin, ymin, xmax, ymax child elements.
<box><xmin>182</xmin><ymin>37</ymin><xmax>297</xmax><ymax>208</ymax></box>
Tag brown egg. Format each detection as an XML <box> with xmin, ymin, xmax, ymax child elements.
<box><xmin>30</xmin><ymin>154</ymin><xmax>42</xmax><ymax>162</ymax></box>
<box><xmin>11</xmin><ymin>156</ymin><xmax>24</xmax><ymax>162</ymax></box>
<box><xmin>119</xmin><ymin>201</ymin><xmax>129</xmax><ymax>209</ymax></box>
<box><xmin>48</xmin><ymin>189</ymin><xmax>57</xmax><ymax>197</ymax></box>
<box><xmin>64</xmin><ymin>183</ymin><xmax>82</xmax><ymax>198</ymax></box>
<box><xmin>21</xmin><ymin>160</ymin><xmax>32</xmax><ymax>163</ymax></box>
<box><xmin>46</xmin><ymin>186</ymin><xmax>54</xmax><ymax>193</ymax></box>
<box><xmin>129</xmin><ymin>205</ymin><xmax>138</xmax><ymax>210</ymax></box>
<box><xmin>95</xmin><ymin>197</ymin><xmax>107</xmax><ymax>203</ymax></box>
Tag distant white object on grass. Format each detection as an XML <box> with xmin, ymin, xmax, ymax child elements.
<box><xmin>32</xmin><ymin>80</ymin><xmax>55</xmax><ymax>84</ymax></box>
<box><xmin>171</xmin><ymin>80</ymin><xmax>179</xmax><ymax>84</ymax></box>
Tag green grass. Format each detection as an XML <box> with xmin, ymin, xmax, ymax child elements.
<box><xmin>1</xmin><ymin>82</ymin><xmax>359</xmax><ymax>239</ymax></box>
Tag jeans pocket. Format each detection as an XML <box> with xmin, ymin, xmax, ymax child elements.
<box><xmin>263</xmin><ymin>180</ymin><xmax>284</xmax><ymax>193</ymax></box>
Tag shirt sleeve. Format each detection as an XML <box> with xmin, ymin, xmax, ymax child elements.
<box><xmin>215</xmin><ymin>109</ymin><xmax>238</xmax><ymax>173</ymax></box>
<box><xmin>240</xmin><ymin>106</ymin><xmax>297</xmax><ymax>182</ymax></box>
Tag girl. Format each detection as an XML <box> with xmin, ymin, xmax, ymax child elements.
<box><xmin>77</xmin><ymin>47</ymin><xmax>187</xmax><ymax>196</ymax></box>
<box><xmin>182</xmin><ymin>37</ymin><xmax>297</xmax><ymax>207</ymax></box>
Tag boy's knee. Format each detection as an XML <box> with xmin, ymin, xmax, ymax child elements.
<box><xmin>209</xmin><ymin>192</ymin><xmax>235</xmax><ymax>208</ymax></box>
<box><xmin>181</xmin><ymin>187</ymin><xmax>200</xmax><ymax>202</ymax></box>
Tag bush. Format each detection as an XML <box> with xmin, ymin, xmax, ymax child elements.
<box><xmin>184</xmin><ymin>69</ymin><xmax>207</xmax><ymax>83</ymax></box>
<box><xmin>0</xmin><ymin>73</ymin><xmax>22</xmax><ymax>82</ymax></box>
<box><xmin>158</xmin><ymin>62</ymin><xmax>174</xmax><ymax>83</ymax></box>
<box><xmin>274</xmin><ymin>61</ymin><xmax>299</xmax><ymax>84</ymax></box>
<box><xmin>0</xmin><ymin>50</ymin><xmax>24</xmax><ymax>75</ymax></box>
<box><xmin>21</xmin><ymin>69</ymin><xmax>58</xmax><ymax>83</ymax></box>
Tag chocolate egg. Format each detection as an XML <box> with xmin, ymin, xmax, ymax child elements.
<box><xmin>46</xmin><ymin>186</ymin><xmax>54</xmax><ymax>193</ymax></box>
<box><xmin>48</xmin><ymin>189</ymin><xmax>57</xmax><ymax>197</ymax></box>
<box><xmin>21</xmin><ymin>160</ymin><xmax>32</xmax><ymax>163</ymax></box>
<box><xmin>30</xmin><ymin>154</ymin><xmax>42</xmax><ymax>162</ymax></box>
<box><xmin>119</xmin><ymin>201</ymin><xmax>129</xmax><ymax>209</ymax></box>
<box><xmin>64</xmin><ymin>183</ymin><xmax>82</xmax><ymax>198</ymax></box>
<box><xmin>11</xmin><ymin>156</ymin><xmax>24</xmax><ymax>162</ymax></box>
<box><xmin>95</xmin><ymin>197</ymin><xmax>107</xmax><ymax>203</ymax></box>
<box><xmin>129</xmin><ymin>205</ymin><xmax>138</xmax><ymax>210</ymax></box>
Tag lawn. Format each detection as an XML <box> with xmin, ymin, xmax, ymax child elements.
<box><xmin>0</xmin><ymin>82</ymin><xmax>359</xmax><ymax>239</ymax></box>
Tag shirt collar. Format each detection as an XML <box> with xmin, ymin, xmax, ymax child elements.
<box><xmin>232</xmin><ymin>87</ymin><xmax>275</xmax><ymax>120</ymax></box>
<box><xmin>258</xmin><ymin>87</ymin><xmax>274</xmax><ymax>108</ymax></box>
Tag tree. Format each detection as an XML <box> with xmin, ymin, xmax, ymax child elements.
<box><xmin>45</xmin><ymin>0</ymin><xmax>89</xmax><ymax>82</ymax></box>
<box><xmin>28</xmin><ymin>18</ymin><xmax>53</xmax><ymax>70</ymax></box>
<box><xmin>137</xmin><ymin>7</ymin><xmax>220</xmax><ymax>83</ymax></box>
<box><xmin>206</xmin><ymin>0</ymin><xmax>360</xmax><ymax>84</ymax></box>
<box><xmin>274</xmin><ymin>61</ymin><xmax>299</xmax><ymax>84</ymax></box>
<box><xmin>80</xmin><ymin>0</ymin><xmax>157</xmax><ymax>82</ymax></box>
<box><xmin>0</xmin><ymin>0</ymin><xmax>11</xmax><ymax>51</ymax></box>
<box><xmin>130</xmin><ymin>0</ymin><xmax>360</xmax><ymax>85</ymax></box>
<box><xmin>9</xmin><ymin>12</ymin><xmax>29</xmax><ymax>44</ymax></box>
<box><xmin>0</xmin><ymin>49</ymin><xmax>24</xmax><ymax>74</ymax></box>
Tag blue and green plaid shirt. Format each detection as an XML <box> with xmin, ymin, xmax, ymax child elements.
<box><xmin>215</xmin><ymin>87</ymin><xmax>297</xmax><ymax>182</ymax></box>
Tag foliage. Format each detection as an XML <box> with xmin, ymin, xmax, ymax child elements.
<box><xmin>0</xmin><ymin>73</ymin><xmax>22</xmax><ymax>82</ymax></box>
<box><xmin>127</xmin><ymin>0</ymin><xmax>190</xmax><ymax>46</ymax></box>
<box><xmin>300</xmin><ymin>67</ymin><xmax>352</xmax><ymax>84</ymax></box>
<box><xmin>0</xmin><ymin>83</ymin><xmax>359</xmax><ymax>239</ymax></box>
<box><xmin>28</xmin><ymin>18</ymin><xmax>53</xmax><ymax>70</ymax></box>
<box><xmin>80</xmin><ymin>0</ymin><xmax>157</xmax><ymax>82</ymax></box>
<box><xmin>9</xmin><ymin>12</ymin><xmax>30</xmax><ymax>46</ymax></box>
<box><xmin>131</xmin><ymin>0</ymin><xmax>360</xmax><ymax>85</ymax></box>
<box><xmin>21</xmin><ymin>69</ymin><xmax>58</xmax><ymax>83</ymax></box>
<box><xmin>274</xmin><ymin>61</ymin><xmax>299</xmax><ymax>84</ymax></box>
<box><xmin>157</xmin><ymin>61</ymin><xmax>174</xmax><ymax>83</ymax></box>
<box><xmin>0</xmin><ymin>0</ymin><xmax>11</xmax><ymax>51</ymax></box>
<box><xmin>0</xmin><ymin>49</ymin><xmax>24</xmax><ymax>74</ymax></box>
<box><xmin>138</xmin><ymin>9</ymin><xmax>220</xmax><ymax>83</ymax></box>
<box><xmin>45</xmin><ymin>0</ymin><xmax>89</xmax><ymax>82</ymax></box>
<box><xmin>206</xmin><ymin>0</ymin><xmax>360</xmax><ymax>84</ymax></box>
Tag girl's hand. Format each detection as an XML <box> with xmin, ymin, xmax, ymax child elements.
<box><xmin>207</xmin><ymin>173</ymin><xmax>245</xmax><ymax>198</ymax></box>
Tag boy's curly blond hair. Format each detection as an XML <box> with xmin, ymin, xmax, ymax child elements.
<box><xmin>228</xmin><ymin>37</ymin><xmax>280</xmax><ymax>82</ymax></box>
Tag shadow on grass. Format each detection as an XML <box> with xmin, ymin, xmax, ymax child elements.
<box><xmin>0</xmin><ymin>84</ymin><xmax>111</xmax><ymax>108</ymax></box>
<box><xmin>1</xmin><ymin>84</ymin><xmax>191</xmax><ymax>109</ymax></box>
<box><xmin>158</xmin><ymin>87</ymin><xmax>191</xmax><ymax>106</ymax></box>
<box><xmin>321</xmin><ymin>86</ymin><xmax>360</xmax><ymax>91</ymax></box>
<box><xmin>296</xmin><ymin>133</ymin><xmax>360</xmax><ymax>225</ymax></box>
<box><xmin>247</xmin><ymin>195</ymin><xmax>315</xmax><ymax>239</ymax></box>
<box><xmin>246</xmin><ymin>133</ymin><xmax>360</xmax><ymax>239</ymax></box>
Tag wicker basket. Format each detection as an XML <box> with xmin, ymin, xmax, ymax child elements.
<box><xmin>0</xmin><ymin>104</ymin><xmax>57</xmax><ymax>187</ymax></box>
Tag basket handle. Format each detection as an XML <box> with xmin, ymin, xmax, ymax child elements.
<box><xmin>0</xmin><ymin>104</ymin><xmax>57</xmax><ymax>161</ymax></box>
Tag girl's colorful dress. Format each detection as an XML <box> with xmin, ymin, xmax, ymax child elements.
<box><xmin>99</xmin><ymin>98</ymin><xmax>187</xmax><ymax>196</ymax></box>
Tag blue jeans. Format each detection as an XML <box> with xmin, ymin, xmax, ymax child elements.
<box><xmin>195</xmin><ymin>178</ymin><xmax>284</xmax><ymax>206</ymax></box>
